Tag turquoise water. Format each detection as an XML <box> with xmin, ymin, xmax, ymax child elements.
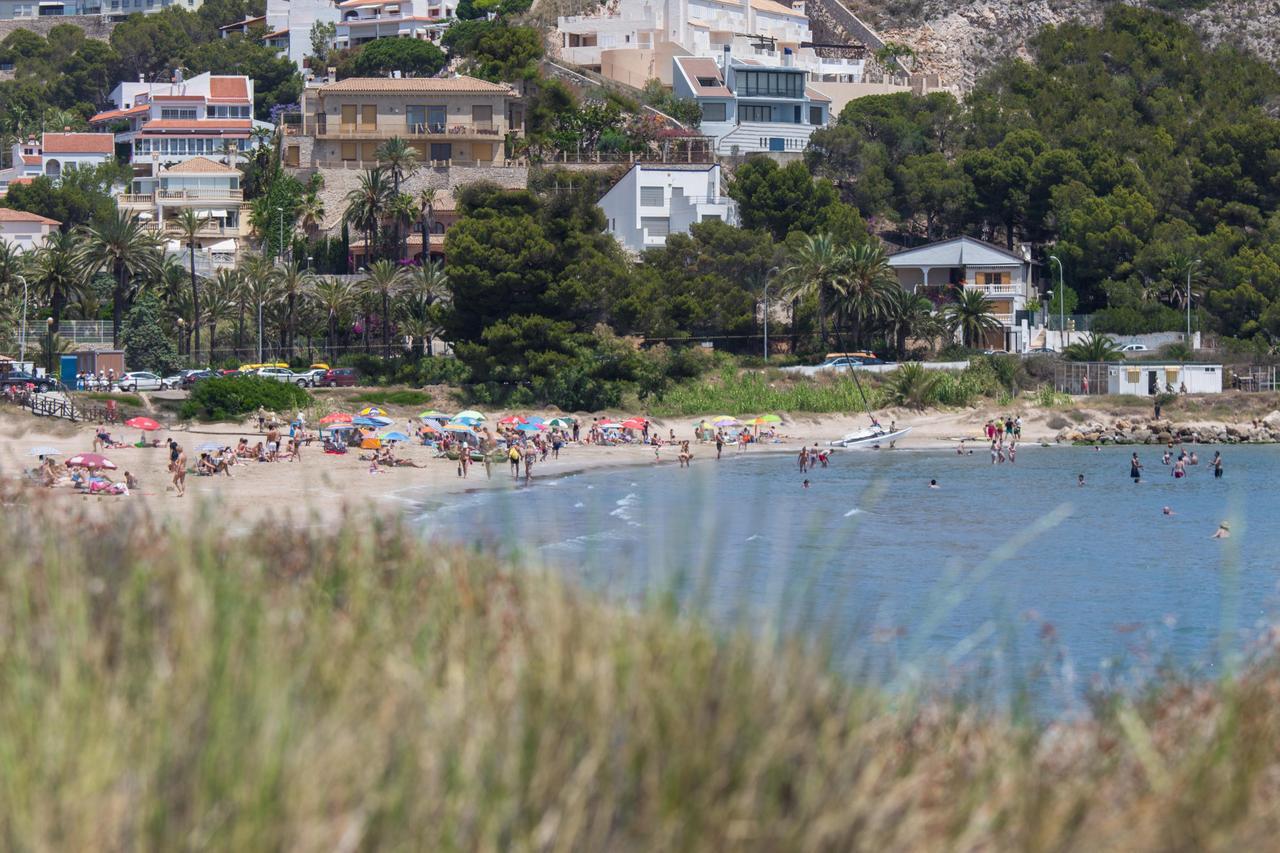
<box><xmin>416</xmin><ymin>443</ymin><xmax>1277</xmax><ymax>711</ymax></box>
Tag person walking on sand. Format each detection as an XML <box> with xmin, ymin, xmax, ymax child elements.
<box><xmin>1213</xmin><ymin>451</ymin><xmax>1223</xmax><ymax>479</ymax></box>
<box><xmin>715</xmin><ymin>433</ymin><xmax>724</xmax><ymax>460</ymax></box>
<box><xmin>170</xmin><ymin>444</ymin><xmax>187</xmax><ymax>497</ymax></box>
<box><xmin>1130</xmin><ymin>452</ymin><xmax>1143</xmax><ymax>484</ymax></box>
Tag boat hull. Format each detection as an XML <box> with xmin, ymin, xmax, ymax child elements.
<box><xmin>830</xmin><ymin>426</ymin><xmax>912</xmax><ymax>448</ymax></box>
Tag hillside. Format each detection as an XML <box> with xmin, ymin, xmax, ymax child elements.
<box><xmin>853</xmin><ymin>0</ymin><xmax>1280</xmax><ymax>90</ymax></box>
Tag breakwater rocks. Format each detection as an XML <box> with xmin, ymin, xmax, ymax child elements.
<box><xmin>1056</xmin><ymin>413</ymin><xmax>1280</xmax><ymax>446</ymax></box>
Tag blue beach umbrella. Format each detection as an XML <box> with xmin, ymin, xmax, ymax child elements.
<box><xmin>378</xmin><ymin>431</ymin><xmax>410</xmax><ymax>442</ymax></box>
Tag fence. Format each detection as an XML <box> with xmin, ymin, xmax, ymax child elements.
<box><xmin>16</xmin><ymin>321</ymin><xmax>112</xmax><ymax>348</ymax></box>
<box><xmin>0</xmin><ymin>388</ymin><xmax>132</xmax><ymax>423</ymax></box>
<box><xmin>1233</xmin><ymin>365</ymin><xmax>1278</xmax><ymax>392</ymax></box>
<box><xmin>1052</xmin><ymin>361</ymin><xmax>1112</xmax><ymax>395</ymax></box>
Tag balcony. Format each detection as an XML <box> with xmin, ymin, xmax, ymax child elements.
<box><xmin>161</xmin><ymin>221</ymin><xmax>250</xmax><ymax>238</ymax></box>
<box><xmin>118</xmin><ymin>193</ymin><xmax>154</xmax><ymax>206</ymax></box>
<box><xmin>313</xmin><ymin>120</ymin><xmax>502</xmax><ymax>140</ymax></box>
<box><xmin>312</xmin><ymin>157</ymin><xmax>524</xmax><ymax>170</ymax></box>
<box><xmin>966</xmin><ymin>283</ymin><xmax>1024</xmax><ymax>297</ymax></box>
<box><xmin>157</xmin><ymin>189</ymin><xmax>244</xmax><ymax>203</ymax></box>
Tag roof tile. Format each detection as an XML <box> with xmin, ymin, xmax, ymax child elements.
<box><xmin>319</xmin><ymin>76</ymin><xmax>516</xmax><ymax>95</ymax></box>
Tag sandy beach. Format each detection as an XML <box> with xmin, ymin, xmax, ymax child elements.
<box><xmin>0</xmin><ymin>402</ymin><xmax>1068</xmax><ymax>524</ymax></box>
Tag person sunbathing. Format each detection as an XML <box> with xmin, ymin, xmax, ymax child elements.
<box><xmin>196</xmin><ymin>453</ymin><xmax>217</xmax><ymax>476</ymax></box>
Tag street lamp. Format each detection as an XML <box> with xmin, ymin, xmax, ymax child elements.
<box><xmin>45</xmin><ymin>317</ymin><xmax>53</xmax><ymax>375</ymax></box>
<box><xmin>277</xmin><ymin>206</ymin><xmax>285</xmax><ymax>263</ymax></box>
<box><xmin>761</xmin><ymin>266</ymin><xmax>778</xmax><ymax>362</ymax></box>
<box><xmin>16</xmin><ymin>274</ymin><xmax>28</xmax><ymax>367</ymax></box>
<box><xmin>1186</xmin><ymin>258</ymin><xmax>1201</xmax><ymax>348</ymax></box>
<box><xmin>1048</xmin><ymin>255</ymin><xmax>1065</xmax><ymax>352</ymax></box>
<box><xmin>177</xmin><ymin>317</ymin><xmax>186</xmax><ymax>359</ymax></box>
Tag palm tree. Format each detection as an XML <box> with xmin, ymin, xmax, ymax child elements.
<box><xmin>311</xmin><ymin>275</ymin><xmax>359</xmax><ymax>360</ymax></box>
<box><xmin>360</xmin><ymin>259</ymin><xmax>405</xmax><ymax>358</ymax></box>
<box><xmin>402</xmin><ymin>260</ymin><xmax>449</xmax><ymax>356</ymax></box>
<box><xmin>171</xmin><ymin>208</ymin><xmax>211</xmax><ymax>361</ymax></box>
<box><xmin>30</xmin><ymin>230</ymin><xmax>85</xmax><ymax>335</ymax></box>
<box><xmin>298</xmin><ymin>191</ymin><xmax>327</xmax><ymax>242</ymax></box>
<box><xmin>780</xmin><ymin>232</ymin><xmax>845</xmax><ymax>350</ymax></box>
<box><xmin>388</xmin><ymin>192</ymin><xmax>417</xmax><ymax>261</ymax></box>
<box><xmin>834</xmin><ymin>241</ymin><xmax>895</xmax><ymax>348</ymax></box>
<box><xmin>343</xmin><ymin>168</ymin><xmax>392</xmax><ymax>266</ymax></box>
<box><xmin>274</xmin><ymin>259</ymin><xmax>314</xmax><ymax>355</ymax></box>
<box><xmin>376</xmin><ymin>137</ymin><xmax>419</xmax><ymax>259</ymax></box>
<box><xmin>239</xmin><ymin>252</ymin><xmax>281</xmax><ymax>361</ymax></box>
<box><xmin>0</xmin><ymin>240</ymin><xmax>26</xmax><ymax>301</ymax></box>
<box><xmin>204</xmin><ymin>269</ymin><xmax>242</xmax><ymax>361</ymax></box>
<box><xmin>417</xmin><ymin>187</ymin><xmax>438</xmax><ymax>261</ymax></box>
<box><xmin>1064</xmin><ymin>334</ymin><xmax>1124</xmax><ymax>362</ymax></box>
<box><xmin>943</xmin><ymin>288</ymin><xmax>1002</xmax><ymax>349</ymax></box>
<box><xmin>886</xmin><ymin>362</ymin><xmax>943</xmax><ymax>409</ymax></box>
<box><xmin>880</xmin><ymin>288</ymin><xmax>937</xmax><ymax>359</ymax></box>
<box><xmin>76</xmin><ymin>209</ymin><xmax>165</xmax><ymax>347</ymax></box>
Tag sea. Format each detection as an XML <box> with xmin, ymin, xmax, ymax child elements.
<box><xmin>413</xmin><ymin>443</ymin><xmax>1280</xmax><ymax>714</ymax></box>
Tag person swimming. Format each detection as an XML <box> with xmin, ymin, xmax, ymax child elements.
<box><xmin>1078</xmin><ymin>473</ymin><xmax>1085</xmax><ymax>486</ymax></box>
<box><xmin>1162</xmin><ymin>506</ymin><xmax>1174</xmax><ymax>516</ymax></box>
<box><xmin>929</xmin><ymin>479</ymin><xmax>939</xmax><ymax>488</ymax></box>
<box><xmin>1130</xmin><ymin>452</ymin><xmax>1143</xmax><ymax>484</ymax></box>
<box><xmin>1212</xmin><ymin>521</ymin><xmax>1230</xmax><ymax>539</ymax></box>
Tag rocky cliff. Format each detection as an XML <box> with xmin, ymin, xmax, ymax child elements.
<box><xmin>853</xmin><ymin>0</ymin><xmax>1280</xmax><ymax>92</ymax></box>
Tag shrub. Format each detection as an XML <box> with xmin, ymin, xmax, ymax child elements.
<box><xmin>352</xmin><ymin>390</ymin><xmax>431</xmax><ymax>406</ymax></box>
<box><xmin>181</xmin><ymin>375</ymin><xmax>312</xmax><ymax>421</ymax></box>
<box><xmin>122</xmin><ymin>295</ymin><xmax>179</xmax><ymax>375</ymax></box>
<box><xmin>884</xmin><ymin>363</ymin><xmax>944</xmax><ymax>409</ymax></box>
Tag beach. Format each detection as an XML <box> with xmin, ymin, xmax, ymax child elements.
<box><xmin>0</xmin><ymin>401</ymin><xmax>1092</xmax><ymax>523</ymax></box>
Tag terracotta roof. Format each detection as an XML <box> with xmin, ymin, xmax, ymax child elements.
<box><xmin>0</xmin><ymin>207</ymin><xmax>60</xmax><ymax>225</ymax></box>
<box><xmin>20</xmin><ymin>154</ymin><xmax>41</xmax><ymax>165</ymax></box>
<box><xmin>90</xmin><ymin>104</ymin><xmax>149</xmax><ymax>123</ymax></box>
<box><xmin>264</xmin><ymin>28</ymin><xmax>288</xmax><ymax>38</ymax></box>
<box><xmin>218</xmin><ymin>15</ymin><xmax>264</xmax><ymax>29</ymax></box>
<box><xmin>209</xmin><ymin>77</ymin><xmax>250</xmax><ymax>100</ymax></box>
<box><xmin>674</xmin><ymin>57</ymin><xmax>732</xmax><ymax>98</ymax></box>
<box><xmin>158</xmin><ymin>156</ymin><xmax>241</xmax><ymax>175</ymax></box>
<box><xmin>141</xmin><ymin>120</ymin><xmax>254</xmax><ymax>132</ymax></box>
<box><xmin>320</xmin><ymin>76</ymin><xmax>516</xmax><ymax>95</ymax></box>
<box><xmin>42</xmin><ymin>132</ymin><xmax>116</xmax><ymax>154</ymax></box>
<box><xmin>805</xmin><ymin>88</ymin><xmax>831</xmax><ymax>103</ymax></box>
<box><xmin>5</xmin><ymin>177</ymin><xmax>34</xmax><ymax>187</ymax></box>
<box><xmin>751</xmin><ymin>0</ymin><xmax>806</xmax><ymax>18</ymax></box>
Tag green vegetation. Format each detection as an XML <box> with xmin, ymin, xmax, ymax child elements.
<box><xmin>5</xmin><ymin>502</ymin><xmax>1280</xmax><ymax>847</ymax></box>
<box><xmin>121</xmin><ymin>295</ymin><xmax>179</xmax><ymax>375</ymax></box>
<box><xmin>350</xmin><ymin>389</ymin><xmax>432</xmax><ymax>406</ymax></box>
<box><xmin>807</xmin><ymin>7</ymin><xmax>1280</xmax><ymax>347</ymax></box>
<box><xmin>1065</xmin><ymin>335</ymin><xmax>1125</xmax><ymax>362</ymax></box>
<box><xmin>75</xmin><ymin>391</ymin><xmax>144</xmax><ymax>408</ymax></box>
<box><xmin>180</xmin><ymin>374</ymin><xmax>311</xmax><ymax>420</ymax></box>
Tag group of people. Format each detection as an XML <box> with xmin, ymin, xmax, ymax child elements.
<box><xmin>1128</xmin><ymin>447</ymin><xmax>1223</xmax><ymax>483</ymax></box>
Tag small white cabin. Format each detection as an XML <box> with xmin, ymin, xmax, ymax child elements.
<box><xmin>1107</xmin><ymin>363</ymin><xmax>1223</xmax><ymax>396</ymax></box>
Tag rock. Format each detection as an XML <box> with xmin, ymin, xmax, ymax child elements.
<box><xmin>1157</xmin><ymin>432</ymin><xmax>1173</xmax><ymax>443</ymax></box>
<box><xmin>1264</xmin><ymin>411</ymin><xmax>1280</xmax><ymax>430</ymax></box>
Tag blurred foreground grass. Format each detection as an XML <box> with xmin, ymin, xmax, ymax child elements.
<box><xmin>3</xmin><ymin>494</ymin><xmax>1280</xmax><ymax>850</ymax></box>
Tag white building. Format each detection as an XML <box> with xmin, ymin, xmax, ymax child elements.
<box><xmin>599</xmin><ymin>163</ymin><xmax>736</xmax><ymax>253</ymax></box>
<box><xmin>118</xmin><ymin>156</ymin><xmax>250</xmax><ymax>269</ymax></box>
<box><xmin>1107</xmin><ymin>363</ymin><xmax>1223</xmax><ymax>396</ymax></box>
<box><xmin>0</xmin><ymin>132</ymin><xmax>116</xmax><ymax>194</ymax></box>
<box><xmin>335</xmin><ymin>0</ymin><xmax>458</xmax><ymax>52</ymax></box>
<box><xmin>886</xmin><ymin>236</ymin><xmax>1036</xmax><ymax>352</ymax></box>
<box><xmin>0</xmin><ymin>208</ymin><xmax>60</xmax><ymax>252</ymax></box>
<box><xmin>0</xmin><ymin>0</ymin><xmax>202</xmax><ymax>20</ymax></box>
<box><xmin>673</xmin><ymin>52</ymin><xmax>830</xmax><ymax>155</ymax></box>
<box><xmin>557</xmin><ymin>0</ymin><xmax>864</xmax><ymax>89</ymax></box>
<box><xmin>89</xmin><ymin>72</ymin><xmax>271</xmax><ymax>186</ymax></box>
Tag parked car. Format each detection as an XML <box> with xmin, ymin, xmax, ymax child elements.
<box><xmin>1120</xmin><ymin>343</ymin><xmax>1149</xmax><ymax>353</ymax></box>
<box><xmin>182</xmin><ymin>369</ymin><xmax>217</xmax><ymax>388</ymax></box>
<box><xmin>117</xmin><ymin>371</ymin><xmax>165</xmax><ymax>392</ymax></box>
<box><xmin>320</xmin><ymin>367</ymin><xmax>359</xmax><ymax>387</ymax></box>
<box><xmin>0</xmin><ymin>370</ymin><xmax>58</xmax><ymax>393</ymax></box>
<box><xmin>256</xmin><ymin>367</ymin><xmax>310</xmax><ymax>386</ymax></box>
<box><xmin>295</xmin><ymin>368</ymin><xmax>327</xmax><ymax>387</ymax></box>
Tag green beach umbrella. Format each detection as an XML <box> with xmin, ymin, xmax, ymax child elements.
<box><xmin>455</xmin><ymin>409</ymin><xmax>486</xmax><ymax>422</ymax></box>
<box><xmin>419</xmin><ymin>410</ymin><xmax>450</xmax><ymax>420</ymax></box>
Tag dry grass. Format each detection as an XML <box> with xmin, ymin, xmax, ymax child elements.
<box><xmin>3</xmin><ymin>492</ymin><xmax>1280</xmax><ymax>849</ymax></box>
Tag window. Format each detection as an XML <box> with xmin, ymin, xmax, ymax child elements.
<box><xmin>360</xmin><ymin>104</ymin><xmax>377</xmax><ymax>129</ymax></box>
<box><xmin>406</xmin><ymin>105</ymin><xmax>426</xmax><ymax>131</ymax></box>
<box><xmin>976</xmin><ymin>272</ymin><xmax>1011</xmax><ymax>285</ymax></box>
<box><xmin>430</xmin><ymin>142</ymin><xmax>451</xmax><ymax>161</ymax></box>
<box><xmin>640</xmin><ymin>186</ymin><xmax>664</xmax><ymax>207</ymax></box>
<box><xmin>696</xmin><ymin>76</ymin><xmax>720</xmax><ymax>87</ymax></box>
<box><xmin>809</xmin><ymin>106</ymin><xmax>823</xmax><ymax>126</ymax></box>
<box><xmin>737</xmin><ymin>70</ymin><xmax>803</xmax><ymax>99</ymax></box>
<box><xmin>340</xmin><ymin>104</ymin><xmax>357</xmax><ymax>129</ymax></box>
<box><xmin>340</xmin><ymin>142</ymin><xmax>357</xmax><ymax>161</ymax></box>
<box><xmin>427</xmin><ymin>106</ymin><xmax>446</xmax><ymax>132</ymax></box>
<box><xmin>701</xmin><ymin>102</ymin><xmax>726</xmax><ymax>122</ymax></box>
<box><xmin>739</xmin><ymin>104</ymin><xmax>772</xmax><ymax>123</ymax></box>
<box><xmin>161</xmin><ymin>108</ymin><xmax>198</xmax><ymax>120</ymax></box>
<box><xmin>472</xmin><ymin>104</ymin><xmax>492</xmax><ymax>129</ymax></box>
<box><xmin>641</xmin><ymin>217</ymin><xmax>670</xmax><ymax>238</ymax></box>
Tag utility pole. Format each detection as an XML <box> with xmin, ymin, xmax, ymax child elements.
<box><xmin>1049</xmin><ymin>255</ymin><xmax>1065</xmax><ymax>351</ymax></box>
<box><xmin>1187</xmin><ymin>258</ymin><xmax>1201</xmax><ymax>349</ymax></box>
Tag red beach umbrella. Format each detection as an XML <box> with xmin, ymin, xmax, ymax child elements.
<box><xmin>124</xmin><ymin>416</ymin><xmax>161</xmax><ymax>431</ymax></box>
<box><xmin>65</xmin><ymin>453</ymin><xmax>117</xmax><ymax>470</ymax></box>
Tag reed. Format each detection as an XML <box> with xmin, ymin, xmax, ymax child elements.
<box><xmin>2</xmin><ymin>494</ymin><xmax>1280</xmax><ymax>849</ymax></box>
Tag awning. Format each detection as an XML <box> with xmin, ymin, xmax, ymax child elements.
<box><xmin>195</xmin><ymin>209</ymin><xmax>229</xmax><ymax>218</ymax></box>
<box><xmin>138</xmin><ymin>212</ymin><xmax>153</xmax><ymax>221</ymax></box>
<box><xmin>207</xmin><ymin>239</ymin><xmax>237</xmax><ymax>252</ymax></box>
<box><xmin>165</xmin><ymin>239</ymin><xmax>182</xmax><ymax>251</ymax></box>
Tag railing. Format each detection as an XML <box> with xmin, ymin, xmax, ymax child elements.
<box><xmin>162</xmin><ymin>222</ymin><xmax>247</xmax><ymax>238</ymax></box>
<box><xmin>967</xmin><ymin>284</ymin><xmax>1024</xmax><ymax>296</ymax></box>
<box><xmin>118</xmin><ymin>193</ymin><xmax>154</xmax><ymax>205</ymax></box>
<box><xmin>314</xmin><ymin>122</ymin><xmax>502</xmax><ymax>139</ymax></box>
<box><xmin>16</xmin><ymin>320</ymin><xmax>112</xmax><ymax>347</ymax></box>
<box><xmin>157</xmin><ymin>189</ymin><xmax>244</xmax><ymax>202</ymax></box>
<box><xmin>312</xmin><ymin>158</ymin><xmax>524</xmax><ymax>170</ymax></box>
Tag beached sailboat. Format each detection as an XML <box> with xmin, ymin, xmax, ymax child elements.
<box><xmin>829</xmin><ymin>364</ymin><xmax>912</xmax><ymax>448</ymax></box>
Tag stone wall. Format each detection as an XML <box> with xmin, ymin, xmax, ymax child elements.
<box><xmin>0</xmin><ymin>14</ymin><xmax>116</xmax><ymax>42</ymax></box>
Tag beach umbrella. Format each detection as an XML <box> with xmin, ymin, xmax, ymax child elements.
<box><xmin>419</xmin><ymin>422</ymin><xmax>441</xmax><ymax>434</ymax></box>
<box><xmin>754</xmin><ymin>414</ymin><xmax>782</xmax><ymax>424</ymax></box>
<box><xmin>527</xmin><ymin>416</ymin><xmax>545</xmax><ymax>424</ymax></box>
<box><xmin>455</xmin><ymin>409</ymin><xmax>486</xmax><ymax>422</ymax></box>
<box><xmin>621</xmin><ymin>417</ymin><xmax>647</xmax><ymax>430</ymax></box>
<box><xmin>378</xmin><ymin>430</ymin><xmax>410</xmax><ymax>442</ymax></box>
<box><xmin>515</xmin><ymin>422</ymin><xmax>544</xmax><ymax>432</ymax></box>
<box><xmin>546</xmin><ymin>417</ymin><xmax>573</xmax><ymax>428</ymax></box>
<box><xmin>712</xmin><ymin>416</ymin><xmax>739</xmax><ymax>427</ymax></box>
<box><xmin>453</xmin><ymin>415</ymin><xmax>482</xmax><ymax>426</ymax></box>
<box><xmin>27</xmin><ymin>446</ymin><xmax>63</xmax><ymax>457</ymax></box>
<box><xmin>443</xmin><ymin>423</ymin><xmax>474</xmax><ymax>432</ymax></box>
<box><xmin>124</xmin><ymin>416</ymin><xmax>161</xmax><ymax>431</ymax></box>
<box><xmin>419</xmin><ymin>410</ymin><xmax>450</xmax><ymax>421</ymax></box>
<box><xmin>65</xmin><ymin>453</ymin><xmax>116</xmax><ymax>470</ymax></box>
<box><xmin>352</xmin><ymin>415</ymin><xmax>393</xmax><ymax>427</ymax></box>
<box><xmin>319</xmin><ymin>412</ymin><xmax>353</xmax><ymax>425</ymax></box>
<box><xmin>498</xmin><ymin>415</ymin><xmax>527</xmax><ymax>425</ymax></box>
<box><xmin>358</xmin><ymin>406</ymin><xmax>387</xmax><ymax>417</ymax></box>
<box><xmin>598</xmin><ymin>421</ymin><xmax>621</xmax><ymax>430</ymax></box>
<box><xmin>196</xmin><ymin>442</ymin><xmax>224</xmax><ymax>453</ymax></box>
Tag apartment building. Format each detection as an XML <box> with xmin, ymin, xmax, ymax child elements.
<box><xmin>118</xmin><ymin>156</ymin><xmax>250</xmax><ymax>270</ymax></box>
<box><xmin>299</xmin><ymin>76</ymin><xmax>521</xmax><ymax>169</ymax></box>
<box><xmin>0</xmin><ymin>132</ymin><xmax>115</xmax><ymax>194</ymax></box>
<box><xmin>335</xmin><ymin>0</ymin><xmax>457</xmax><ymax>50</ymax></box>
<box><xmin>0</xmin><ymin>0</ymin><xmax>200</xmax><ymax>18</ymax></box>
<box><xmin>0</xmin><ymin>208</ymin><xmax>60</xmax><ymax>253</ymax></box>
<box><xmin>556</xmin><ymin>0</ymin><xmax>864</xmax><ymax>89</ymax></box>
<box><xmin>887</xmin><ymin>236</ymin><xmax>1036</xmax><ymax>352</ymax></box>
<box><xmin>599</xmin><ymin>164</ymin><xmax>736</xmax><ymax>254</ymax></box>
<box><xmin>673</xmin><ymin>51</ymin><xmax>829</xmax><ymax>155</ymax></box>
<box><xmin>89</xmin><ymin>72</ymin><xmax>270</xmax><ymax>188</ymax></box>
